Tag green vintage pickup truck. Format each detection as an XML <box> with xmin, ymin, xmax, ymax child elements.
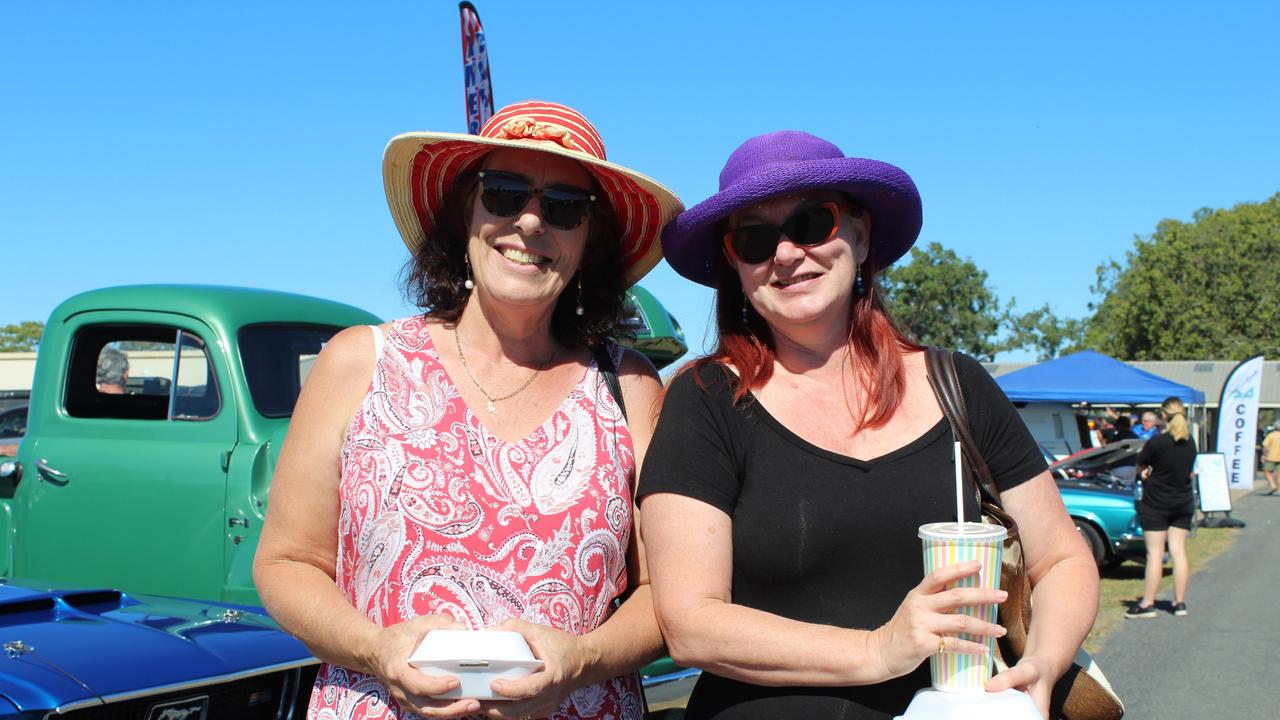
<box><xmin>0</xmin><ymin>283</ymin><xmax>687</xmax><ymax>606</ymax></box>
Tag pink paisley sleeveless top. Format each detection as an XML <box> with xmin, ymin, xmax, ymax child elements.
<box><xmin>308</xmin><ymin>316</ymin><xmax>643</xmax><ymax>719</ymax></box>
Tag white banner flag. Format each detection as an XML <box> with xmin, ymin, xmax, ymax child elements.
<box><xmin>1215</xmin><ymin>355</ymin><xmax>1265</xmax><ymax>490</ymax></box>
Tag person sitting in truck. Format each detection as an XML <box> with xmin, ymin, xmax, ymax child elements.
<box><xmin>254</xmin><ymin>101</ymin><xmax>683</xmax><ymax>720</ymax></box>
<box><xmin>95</xmin><ymin>346</ymin><xmax>129</xmax><ymax>394</ymax></box>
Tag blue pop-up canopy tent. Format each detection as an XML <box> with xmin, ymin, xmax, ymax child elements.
<box><xmin>995</xmin><ymin>350</ymin><xmax>1205</xmax><ymax>404</ymax></box>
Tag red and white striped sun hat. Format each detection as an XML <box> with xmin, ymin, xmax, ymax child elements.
<box><xmin>383</xmin><ymin>100</ymin><xmax>683</xmax><ymax>287</ymax></box>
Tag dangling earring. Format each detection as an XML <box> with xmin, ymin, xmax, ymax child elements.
<box><xmin>741</xmin><ymin>293</ymin><xmax>750</xmax><ymax>324</ymax></box>
<box><xmin>463</xmin><ymin>253</ymin><xmax>475</xmax><ymax>290</ymax></box>
<box><xmin>855</xmin><ymin>263</ymin><xmax>864</xmax><ymax>297</ymax></box>
<box><xmin>575</xmin><ymin>275</ymin><xmax>584</xmax><ymax>316</ymax></box>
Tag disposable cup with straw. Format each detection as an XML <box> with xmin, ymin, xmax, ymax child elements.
<box><xmin>897</xmin><ymin>442</ymin><xmax>1040</xmax><ymax>717</ymax></box>
<box><xmin>918</xmin><ymin>441</ymin><xmax>1007</xmax><ymax>693</ymax></box>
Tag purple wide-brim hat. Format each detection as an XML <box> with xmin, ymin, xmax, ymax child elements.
<box><xmin>662</xmin><ymin>130</ymin><xmax>922</xmax><ymax>287</ymax></box>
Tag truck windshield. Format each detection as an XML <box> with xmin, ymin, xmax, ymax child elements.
<box><xmin>238</xmin><ymin>324</ymin><xmax>341</xmax><ymax>418</ymax></box>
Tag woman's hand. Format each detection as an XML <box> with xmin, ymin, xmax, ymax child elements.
<box><xmin>369</xmin><ymin>614</ymin><xmax>480</xmax><ymax>718</ymax></box>
<box><xmin>478</xmin><ymin>617</ymin><xmax>598</xmax><ymax>719</ymax></box>
<box><xmin>987</xmin><ymin>654</ymin><xmax>1056</xmax><ymax>719</ymax></box>
<box><xmin>868</xmin><ymin>561</ymin><xmax>1008</xmax><ymax>680</ymax></box>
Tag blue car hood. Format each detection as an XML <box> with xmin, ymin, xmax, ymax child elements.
<box><xmin>0</xmin><ymin>579</ymin><xmax>312</xmax><ymax>713</ymax></box>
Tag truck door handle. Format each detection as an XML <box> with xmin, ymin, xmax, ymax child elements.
<box><xmin>36</xmin><ymin>458</ymin><xmax>69</xmax><ymax>483</ymax></box>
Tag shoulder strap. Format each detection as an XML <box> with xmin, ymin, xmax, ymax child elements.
<box><xmin>591</xmin><ymin>344</ymin><xmax>627</xmax><ymax>422</ymax></box>
<box><xmin>923</xmin><ymin>348</ymin><xmax>1018</xmax><ymax>535</ymax></box>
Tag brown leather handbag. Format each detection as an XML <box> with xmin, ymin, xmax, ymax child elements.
<box><xmin>924</xmin><ymin>347</ymin><xmax>1125</xmax><ymax>720</ymax></box>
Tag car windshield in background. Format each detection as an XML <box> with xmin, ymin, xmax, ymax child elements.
<box><xmin>238</xmin><ymin>324</ymin><xmax>340</xmax><ymax>418</ymax></box>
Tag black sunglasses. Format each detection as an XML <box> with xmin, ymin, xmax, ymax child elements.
<box><xmin>722</xmin><ymin>202</ymin><xmax>850</xmax><ymax>265</ymax></box>
<box><xmin>476</xmin><ymin>170</ymin><xmax>597</xmax><ymax>230</ymax></box>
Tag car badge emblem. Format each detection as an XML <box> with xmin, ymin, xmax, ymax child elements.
<box><xmin>4</xmin><ymin>640</ymin><xmax>34</xmax><ymax>658</ymax></box>
<box><xmin>147</xmin><ymin>695</ymin><xmax>209</xmax><ymax>720</ymax></box>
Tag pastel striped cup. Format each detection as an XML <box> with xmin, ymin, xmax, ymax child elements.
<box><xmin>918</xmin><ymin>522</ymin><xmax>1007</xmax><ymax>693</ymax></box>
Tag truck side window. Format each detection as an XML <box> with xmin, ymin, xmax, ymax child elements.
<box><xmin>172</xmin><ymin>331</ymin><xmax>221</xmax><ymax>420</ymax></box>
<box><xmin>65</xmin><ymin>325</ymin><xmax>221</xmax><ymax>421</ymax></box>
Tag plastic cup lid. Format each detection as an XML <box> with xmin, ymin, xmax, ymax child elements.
<box><xmin>918</xmin><ymin>522</ymin><xmax>1008</xmax><ymax>542</ymax></box>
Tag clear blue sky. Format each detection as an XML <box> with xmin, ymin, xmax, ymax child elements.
<box><xmin>3</xmin><ymin>1</ymin><xmax>1277</xmax><ymax>363</ymax></box>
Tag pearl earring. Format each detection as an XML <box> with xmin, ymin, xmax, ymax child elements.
<box><xmin>464</xmin><ymin>254</ymin><xmax>475</xmax><ymax>290</ymax></box>
<box><xmin>855</xmin><ymin>263</ymin><xmax>864</xmax><ymax>297</ymax></box>
<box><xmin>575</xmin><ymin>275</ymin><xmax>585</xmax><ymax>316</ymax></box>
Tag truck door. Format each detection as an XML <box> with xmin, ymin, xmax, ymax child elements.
<box><xmin>14</xmin><ymin>316</ymin><xmax>234</xmax><ymax>600</ymax></box>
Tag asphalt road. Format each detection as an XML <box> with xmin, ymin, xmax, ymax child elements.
<box><xmin>1095</xmin><ymin>483</ymin><xmax>1280</xmax><ymax>718</ymax></box>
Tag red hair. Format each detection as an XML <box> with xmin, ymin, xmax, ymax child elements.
<box><xmin>687</xmin><ymin>240</ymin><xmax>922</xmax><ymax>433</ymax></box>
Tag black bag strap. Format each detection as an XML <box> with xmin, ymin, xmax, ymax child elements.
<box><xmin>591</xmin><ymin>344</ymin><xmax>627</xmax><ymax>422</ymax></box>
<box><xmin>590</xmin><ymin>344</ymin><xmax>649</xmax><ymax>715</ymax></box>
<box><xmin>923</xmin><ymin>346</ymin><xmax>1019</xmax><ymax>536</ymax></box>
<box><xmin>926</xmin><ymin>347</ymin><xmax>1125</xmax><ymax>719</ymax></box>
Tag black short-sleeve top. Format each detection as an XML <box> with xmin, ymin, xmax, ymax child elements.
<box><xmin>1136</xmin><ymin>431</ymin><xmax>1198</xmax><ymax>511</ymax></box>
<box><xmin>637</xmin><ymin>352</ymin><xmax>1047</xmax><ymax>720</ymax></box>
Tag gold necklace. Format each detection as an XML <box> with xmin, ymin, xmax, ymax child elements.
<box><xmin>453</xmin><ymin>325</ymin><xmax>555</xmax><ymax>414</ymax></box>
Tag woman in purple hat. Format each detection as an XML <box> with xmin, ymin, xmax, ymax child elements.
<box><xmin>638</xmin><ymin>131</ymin><xmax>1099</xmax><ymax>719</ymax></box>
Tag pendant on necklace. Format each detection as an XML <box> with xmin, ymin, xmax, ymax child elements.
<box><xmin>486</xmin><ymin>400</ymin><xmax>498</xmax><ymax>414</ymax></box>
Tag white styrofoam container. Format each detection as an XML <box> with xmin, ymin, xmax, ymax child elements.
<box><xmin>895</xmin><ymin>688</ymin><xmax>1044</xmax><ymax>720</ymax></box>
<box><xmin>408</xmin><ymin>629</ymin><xmax>545</xmax><ymax>700</ymax></box>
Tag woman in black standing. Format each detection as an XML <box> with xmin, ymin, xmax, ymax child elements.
<box><xmin>639</xmin><ymin>130</ymin><xmax>1098</xmax><ymax>719</ymax></box>
<box><xmin>1126</xmin><ymin>396</ymin><xmax>1197</xmax><ymax>618</ymax></box>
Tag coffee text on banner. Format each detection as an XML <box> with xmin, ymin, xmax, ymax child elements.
<box><xmin>1215</xmin><ymin>355</ymin><xmax>1265</xmax><ymax>490</ymax></box>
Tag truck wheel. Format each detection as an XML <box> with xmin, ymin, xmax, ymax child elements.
<box><xmin>1073</xmin><ymin>518</ymin><xmax>1108</xmax><ymax>566</ymax></box>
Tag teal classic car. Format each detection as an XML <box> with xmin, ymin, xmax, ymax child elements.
<box><xmin>1047</xmin><ymin>441</ymin><xmax>1146</xmax><ymax>566</ymax></box>
<box><xmin>0</xmin><ymin>283</ymin><xmax>695</xmax><ymax>703</ymax></box>
<box><xmin>622</xmin><ymin>285</ymin><xmax>688</xmax><ymax>369</ymax></box>
<box><xmin>1</xmin><ymin>285</ymin><xmax>383</xmax><ymax>603</ymax></box>
<box><xmin>0</xmin><ymin>283</ymin><xmax>687</xmax><ymax>602</ymax></box>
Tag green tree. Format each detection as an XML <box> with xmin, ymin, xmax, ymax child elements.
<box><xmin>1085</xmin><ymin>193</ymin><xmax>1280</xmax><ymax>360</ymax></box>
<box><xmin>0</xmin><ymin>322</ymin><xmax>43</xmax><ymax>352</ymax></box>
<box><xmin>880</xmin><ymin>242</ymin><xmax>1008</xmax><ymax>360</ymax></box>
<box><xmin>1006</xmin><ymin>305</ymin><xmax>1088</xmax><ymax>361</ymax></box>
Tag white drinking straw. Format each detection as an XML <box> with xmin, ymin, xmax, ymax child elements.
<box><xmin>954</xmin><ymin>440</ymin><xmax>965</xmax><ymax>529</ymax></box>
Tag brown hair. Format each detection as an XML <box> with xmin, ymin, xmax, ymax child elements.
<box><xmin>401</xmin><ymin>167</ymin><xmax>630</xmax><ymax>348</ymax></box>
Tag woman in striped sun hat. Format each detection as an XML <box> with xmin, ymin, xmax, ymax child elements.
<box><xmin>256</xmin><ymin>100</ymin><xmax>682</xmax><ymax>720</ymax></box>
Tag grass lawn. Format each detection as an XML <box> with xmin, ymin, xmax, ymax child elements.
<box><xmin>1084</xmin><ymin>525</ymin><xmax>1239</xmax><ymax>653</ymax></box>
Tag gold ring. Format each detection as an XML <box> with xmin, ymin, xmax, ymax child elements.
<box><xmin>937</xmin><ymin>636</ymin><xmax>946</xmax><ymax>655</ymax></box>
